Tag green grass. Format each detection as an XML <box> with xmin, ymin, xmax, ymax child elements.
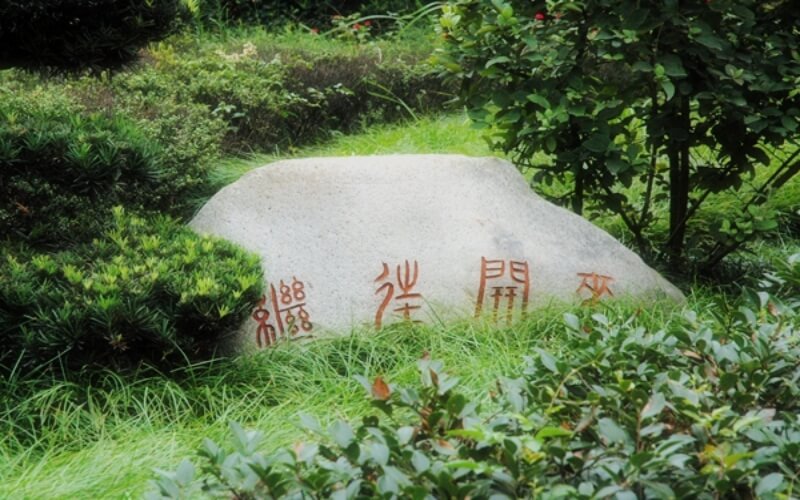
<box><xmin>209</xmin><ymin>112</ymin><xmax>497</xmax><ymax>188</ymax></box>
<box><xmin>1</xmin><ymin>297</ymin><xmax>691</xmax><ymax>498</ymax></box>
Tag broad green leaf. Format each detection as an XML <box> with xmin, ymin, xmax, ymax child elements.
<box><xmin>661</xmin><ymin>80</ymin><xmax>675</xmax><ymax>101</ymax></box>
<box><xmin>563</xmin><ymin>312</ymin><xmax>581</xmax><ymax>331</ymax></box>
<box><xmin>658</xmin><ymin>54</ymin><xmax>687</xmax><ymax>78</ymax></box>
<box><xmin>597</xmin><ymin>417</ymin><xmax>629</xmax><ymax>444</ymax></box>
<box><xmin>370</xmin><ymin>442</ymin><xmax>390</xmax><ymax>466</ymax></box>
<box><xmin>535</xmin><ymin>348</ymin><xmax>559</xmax><ymax>373</ymax></box>
<box><xmin>695</xmin><ymin>34</ymin><xmax>724</xmax><ymax>51</ymax></box>
<box><xmin>411</xmin><ymin>451</ymin><xmax>430</xmax><ymax>473</ymax></box>
<box><xmin>175</xmin><ymin>459</ymin><xmax>195</xmax><ymax>485</ymax></box>
<box><xmin>781</xmin><ymin>116</ymin><xmax>798</xmax><ymax>132</ymax></box>
<box><xmin>329</xmin><ymin>421</ymin><xmax>355</xmax><ymax>448</ymax></box>
<box><xmin>583</xmin><ymin>133</ymin><xmax>610</xmax><ymax>153</ymax></box>
<box><xmin>299</xmin><ymin>413</ymin><xmax>322</xmax><ymax>434</ymax></box>
<box><xmin>527</xmin><ymin>94</ymin><xmax>550</xmax><ymax>108</ymax></box>
<box><xmin>396</xmin><ymin>426</ymin><xmax>415</xmax><ymax>445</ymax></box>
<box><xmin>535</xmin><ymin>426</ymin><xmax>573</xmax><ymax>440</ymax></box>
<box><xmin>641</xmin><ymin>393</ymin><xmax>666</xmax><ymax>420</ymax></box>
<box><xmin>486</xmin><ymin>56</ymin><xmax>511</xmax><ymax>68</ymax></box>
<box><xmin>607</xmin><ymin>159</ymin><xmax>629</xmax><ymax>174</ymax></box>
<box><xmin>755</xmin><ymin>473</ymin><xmax>784</xmax><ymax>495</ymax></box>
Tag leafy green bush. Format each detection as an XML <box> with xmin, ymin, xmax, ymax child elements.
<box><xmin>436</xmin><ymin>0</ymin><xmax>800</xmax><ymax>271</ymax></box>
<box><xmin>0</xmin><ymin>83</ymin><xmax>221</xmax><ymax>248</ymax></box>
<box><xmin>0</xmin><ymin>0</ymin><xmax>180</xmax><ymax>71</ymax></box>
<box><xmin>121</xmin><ymin>33</ymin><xmax>453</xmax><ymax>153</ymax></box>
<box><xmin>148</xmin><ymin>254</ymin><xmax>799</xmax><ymax>498</ymax></box>
<box><xmin>0</xmin><ymin>208</ymin><xmax>263</xmax><ymax>372</ymax></box>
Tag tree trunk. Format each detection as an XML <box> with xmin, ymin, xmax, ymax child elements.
<box><xmin>665</xmin><ymin>96</ymin><xmax>691</xmax><ymax>265</ymax></box>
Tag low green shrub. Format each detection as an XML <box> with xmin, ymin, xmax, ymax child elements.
<box><xmin>121</xmin><ymin>32</ymin><xmax>453</xmax><ymax>153</ymax></box>
<box><xmin>149</xmin><ymin>254</ymin><xmax>799</xmax><ymax>498</ymax></box>
<box><xmin>0</xmin><ymin>208</ymin><xmax>263</xmax><ymax>372</ymax></box>
<box><xmin>0</xmin><ymin>82</ymin><xmax>222</xmax><ymax>248</ymax></box>
<box><xmin>0</xmin><ymin>0</ymin><xmax>180</xmax><ymax>71</ymax></box>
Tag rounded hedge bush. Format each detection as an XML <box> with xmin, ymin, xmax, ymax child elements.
<box><xmin>0</xmin><ymin>208</ymin><xmax>263</xmax><ymax>372</ymax></box>
<box><xmin>0</xmin><ymin>86</ymin><xmax>216</xmax><ymax>248</ymax></box>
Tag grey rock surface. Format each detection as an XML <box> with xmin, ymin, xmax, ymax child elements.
<box><xmin>190</xmin><ymin>154</ymin><xmax>684</xmax><ymax>349</ymax></box>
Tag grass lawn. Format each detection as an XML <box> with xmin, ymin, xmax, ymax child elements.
<box><xmin>209</xmin><ymin>113</ymin><xmax>498</xmax><ymax>189</ymax></box>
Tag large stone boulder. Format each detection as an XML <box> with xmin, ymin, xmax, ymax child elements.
<box><xmin>190</xmin><ymin>155</ymin><xmax>683</xmax><ymax>349</ymax></box>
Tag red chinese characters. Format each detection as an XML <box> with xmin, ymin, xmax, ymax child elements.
<box><xmin>251</xmin><ymin>277</ymin><xmax>313</xmax><ymax>347</ymax></box>
<box><xmin>474</xmin><ymin>257</ymin><xmax>530</xmax><ymax>324</ymax></box>
<box><xmin>374</xmin><ymin>260</ymin><xmax>422</xmax><ymax>328</ymax></box>
<box><xmin>576</xmin><ymin>272</ymin><xmax>615</xmax><ymax>303</ymax></box>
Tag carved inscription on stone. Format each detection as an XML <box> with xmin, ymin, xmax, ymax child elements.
<box><xmin>474</xmin><ymin>257</ymin><xmax>530</xmax><ymax>324</ymax></box>
<box><xmin>576</xmin><ymin>272</ymin><xmax>615</xmax><ymax>304</ymax></box>
<box><xmin>251</xmin><ymin>277</ymin><xmax>313</xmax><ymax>347</ymax></box>
<box><xmin>374</xmin><ymin>260</ymin><xmax>422</xmax><ymax>328</ymax></box>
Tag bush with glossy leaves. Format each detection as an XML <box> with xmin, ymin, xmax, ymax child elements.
<box><xmin>148</xmin><ymin>252</ymin><xmax>800</xmax><ymax>499</ymax></box>
<box><xmin>436</xmin><ymin>0</ymin><xmax>800</xmax><ymax>271</ymax></box>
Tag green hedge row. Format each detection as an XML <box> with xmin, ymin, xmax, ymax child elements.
<box><xmin>1</xmin><ymin>32</ymin><xmax>451</xmax><ymax>244</ymax></box>
<box><xmin>96</xmin><ymin>32</ymin><xmax>453</xmax><ymax>154</ymax></box>
<box><xmin>190</xmin><ymin>0</ymin><xmax>423</xmax><ymax>27</ymax></box>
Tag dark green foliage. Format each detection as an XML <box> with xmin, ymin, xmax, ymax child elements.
<box><xmin>0</xmin><ymin>85</ymin><xmax>220</xmax><ymax>248</ymax></box>
<box><xmin>193</xmin><ymin>0</ymin><xmax>423</xmax><ymax>27</ymax></box>
<box><xmin>0</xmin><ymin>208</ymin><xmax>263</xmax><ymax>372</ymax></box>
<box><xmin>149</xmin><ymin>253</ymin><xmax>800</xmax><ymax>498</ymax></box>
<box><xmin>0</xmin><ymin>0</ymin><xmax>180</xmax><ymax>71</ymax></box>
<box><xmin>437</xmin><ymin>0</ymin><xmax>800</xmax><ymax>271</ymax></box>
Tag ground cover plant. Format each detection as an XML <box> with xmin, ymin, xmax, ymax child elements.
<box><xmin>186</xmin><ymin>0</ymin><xmax>425</xmax><ymax>28</ymax></box>
<box><xmin>147</xmin><ymin>251</ymin><xmax>800</xmax><ymax>499</ymax></box>
<box><xmin>437</xmin><ymin>0</ymin><xmax>800</xmax><ymax>271</ymax></box>
<box><xmin>124</xmin><ymin>27</ymin><xmax>452</xmax><ymax>153</ymax></box>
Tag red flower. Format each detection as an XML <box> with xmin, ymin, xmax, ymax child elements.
<box><xmin>535</xmin><ymin>11</ymin><xmax>546</xmax><ymax>21</ymax></box>
<box><xmin>353</xmin><ymin>23</ymin><xmax>362</xmax><ymax>30</ymax></box>
<box><xmin>364</xmin><ymin>20</ymin><xmax>372</xmax><ymax>26</ymax></box>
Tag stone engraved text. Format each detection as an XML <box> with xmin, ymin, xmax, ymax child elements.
<box><xmin>474</xmin><ymin>257</ymin><xmax>530</xmax><ymax>324</ymax></box>
<box><xmin>576</xmin><ymin>272</ymin><xmax>615</xmax><ymax>304</ymax></box>
<box><xmin>374</xmin><ymin>260</ymin><xmax>422</xmax><ymax>328</ymax></box>
<box><xmin>252</xmin><ymin>277</ymin><xmax>313</xmax><ymax>347</ymax></box>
